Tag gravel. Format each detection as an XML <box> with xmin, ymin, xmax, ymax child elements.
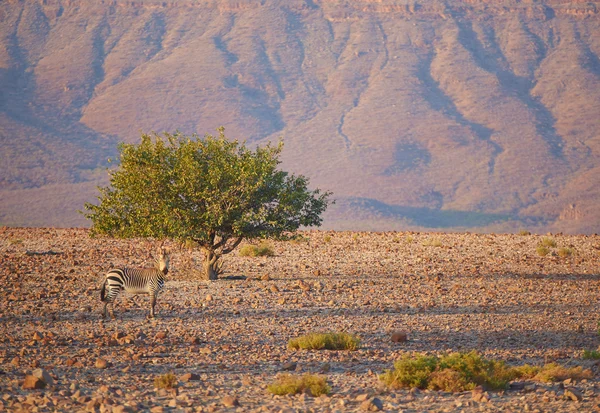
<box><xmin>1</xmin><ymin>227</ymin><xmax>600</xmax><ymax>412</ymax></box>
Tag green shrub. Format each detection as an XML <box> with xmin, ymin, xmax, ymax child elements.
<box><xmin>536</xmin><ymin>246</ymin><xmax>550</xmax><ymax>256</ymax></box>
<box><xmin>154</xmin><ymin>373</ymin><xmax>178</xmax><ymax>389</ymax></box>
<box><xmin>239</xmin><ymin>242</ymin><xmax>275</xmax><ymax>257</ymax></box>
<box><xmin>267</xmin><ymin>374</ymin><xmax>330</xmax><ymax>396</ymax></box>
<box><xmin>379</xmin><ymin>353</ymin><xmax>438</xmax><ymax>389</ymax></box>
<box><xmin>557</xmin><ymin>247</ymin><xmax>573</xmax><ymax>258</ymax></box>
<box><xmin>381</xmin><ymin>351</ymin><xmax>518</xmax><ymax>392</ymax></box>
<box><xmin>288</xmin><ymin>332</ymin><xmax>360</xmax><ymax>351</ymax></box>
<box><xmin>582</xmin><ymin>350</ymin><xmax>600</xmax><ymax>360</ymax></box>
<box><xmin>540</xmin><ymin>237</ymin><xmax>557</xmax><ymax>248</ymax></box>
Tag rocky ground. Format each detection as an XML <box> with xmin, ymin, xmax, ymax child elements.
<box><xmin>1</xmin><ymin>227</ymin><xmax>600</xmax><ymax>412</ymax></box>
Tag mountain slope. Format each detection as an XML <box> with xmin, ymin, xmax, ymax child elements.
<box><xmin>1</xmin><ymin>0</ymin><xmax>599</xmax><ymax>233</ymax></box>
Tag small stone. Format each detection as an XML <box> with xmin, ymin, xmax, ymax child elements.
<box><xmin>32</xmin><ymin>332</ymin><xmax>44</xmax><ymax>341</ymax></box>
<box><xmin>261</xmin><ymin>274</ymin><xmax>271</xmax><ymax>281</ymax></box>
<box><xmin>205</xmin><ymin>294</ymin><xmax>213</xmax><ymax>302</ymax></box>
<box><xmin>32</xmin><ymin>368</ymin><xmax>54</xmax><ymax>386</ymax></box>
<box><xmin>270</xmin><ymin>285</ymin><xmax>280</xmax><ymax>293</ymax></box>
<box><xmin>22</xmin><ymin>375</ymin><xmax>45</xmax><ymax>389</ymax></box>
<box><xmin>360</xmin><ymin>397</ymin><xmax>383</xmax><ymax>411</ymax></box>
<box><xmin>10</xmin><ymin>357</ymin><xmax>19</xmax><ymax>366</ymax></box>
<box><xmin>180</xmin><ymin>373</ymin><xmax>200</xmax><ymax>382</ymax></box>
<box><xmin>391</xmin><ymin>331</ymin><xmax>408</xmax><ymax>343</ymax></box>
<box><xmin>355</xmin><ymin>393</ymin><xmax>370</xmax><ymax>402</ymax></box>
<box><xmin>199</xmin><ymin>347</ymin><xmax>212</xmax><ymax>355</ymax></box>
<box><xmin>95</xmin><ymin>358</ymin><xmax>111</xmax><ymax>369</ymax></box>
<box><xmin>221</xmin><ymin>395</ymin><xmax>239</xmax><ymax>407</ymax></box>
<box><xmin>155</xmin><ymin>331</ymin><xmax>168</xmax><ymax>340</ymax></box>
<box><xmin>564</xmin><ymin>388</ymin><xmax>583</xmax><ymax>402</ymax></box>
<box><xmin>149</xmin><ymin>407</ymin><xmax>164</xmax><ymax>413</ymax></box>
<box><xmin>281</xmin><ymin>362</ymin><xmax>297</xmax><ymax>371</ymax></box>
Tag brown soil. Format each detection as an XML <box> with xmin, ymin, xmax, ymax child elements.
<box><xmin>1</xmin><ymin>227</ymin><xmax>600</xmax><ymax>412</ymax></box>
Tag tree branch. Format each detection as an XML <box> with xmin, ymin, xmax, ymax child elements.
<box><xmin>222</xmin><ymin>236</ymin><xmax>244</xmax><ymax>255</ymax></box>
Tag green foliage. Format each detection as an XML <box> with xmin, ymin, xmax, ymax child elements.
<box><xmin>380</xmin><ymin>353</ymin><xmax>438</xmax><ymax>389</ymax></box>
<box><xmin>267</xmin><ymin>374</ymin><xmax>330</xmax><ymax>396</ymax></box>
<box><xmin>83</xmin><ymin>128</ymin><xmax>331</xmax><ymax>278</ymax></box>
<box><xmin>540</xmin><ymin>237</ymin><xmax>557</xmax><ymax>247</ymax></box>
<box><xmin>536</xmin><ymin>246</ymin><xmax>550</xmax><ymax>256</ymax></box>
<box><xmin>154</xmin><ymin>373</ymin><xmax>178</xmax><ymax>389</ymax></box>
<box><xmin>557</xmin><ymin>247</ymin><xmax>573</xmax><ymax>258</ymax></box>
<box><xmin>288</xmin><ymin>332</ymin><xmax>360</xmax><ymax>351</ymax></box>
<box><xmin>582</xmin><ymin>350</ymin><xmax>600</xmax><ymax>360</ymax></box>
<box><xmin>380</xmin><ymin>351</ymin><xmax>519</xmax><ymax>392</ymax></box>
<box><xmin>239</xmin><ymin>242</ymin><xmax>275</xmax><ymax>257</ymax></box>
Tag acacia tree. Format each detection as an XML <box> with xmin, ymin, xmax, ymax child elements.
<box><xmin>83</xmin><ymin>128</ymin><xmax>331</xmax><ymax>280</ymax></box>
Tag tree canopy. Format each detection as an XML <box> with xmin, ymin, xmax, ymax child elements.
<box><xmin>83</xmin><ymin>128</ymin><xmax>332</xmax><ymax>279</ymax></box>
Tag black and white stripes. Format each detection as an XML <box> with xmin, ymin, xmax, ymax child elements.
<box><xmin>100</xmin><ymin>248</ymin><xmax>170</xmax><ymax>319</ymax></box>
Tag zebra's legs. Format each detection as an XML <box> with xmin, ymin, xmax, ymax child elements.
<box><xmin>149</xmin><ymin>294</ymin><xmax>157</xmax><ymax>318</ymax></box>
<box><xmin>102</xmin><ymin>287</ymin><xmax>121</xmax><ymax>320</ymax></box>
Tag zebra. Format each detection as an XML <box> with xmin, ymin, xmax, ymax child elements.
<box><xmin>100</xmin><ymin>248</ymin><xmax>170</xmax><ymax>319</ymax></box>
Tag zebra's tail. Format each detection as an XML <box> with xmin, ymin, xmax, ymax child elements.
<box><xmin>100</xmin><ymin>280</ymin><xmax>107</xmax><ymax>302</ymax></box>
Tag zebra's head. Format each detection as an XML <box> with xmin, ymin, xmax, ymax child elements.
<box><xmin>156</xmin><ymin>248</ymin><xmax>170</xmax><ymax>274</ymax></box>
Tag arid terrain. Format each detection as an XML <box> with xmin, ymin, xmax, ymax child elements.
<box><xmin>1</xmin><ymin>227</ymin><xmax>600</xmax><ymax>412</ymax></box>
<box><xmin>1</xmin><ymin>0</ymin><xmax>600</xmax><ymax>233</ymax></box>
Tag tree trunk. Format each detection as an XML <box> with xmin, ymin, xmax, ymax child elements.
<box><xmin>201</xmin><ymin>249</ymin><xmax>221</xmax><ymax>280</ymax></box>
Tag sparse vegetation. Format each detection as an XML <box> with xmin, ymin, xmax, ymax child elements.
<box><xmin>582</xmin><ymin>349</ymin><xmax>600</xmax><ymax>360</ymax></box>
<box><xmin>8</xmin><ymin>238</ymin><xmax>23</xmax><ymax>245</ymax></box>
<box><xmin>557</xmin><ymin>247</ymin><xmax>573</xmax><ymax>258</ymax></box>
<box><xmin>536</xmin><ymin>246</ymin><xmax>550</xmax><ymax>256</ymax></box>
<box><xmin>323</xmin><ymin>235</ymin><xmax>332</xmax><ymax>243</ymax></box>
<box><xmin>381</xmin><ymin>352</ymin><xmax>531</xmax><ymax>392</ymax></box>
<box><xmin>518</xmin><ymin>230</ymin><xmax>531</xmax><ymax>236</ymax></box>
<box><xmin>154</xmin><ymin>373</ymin><xmax>178</xmax><ymax>389</ymax></box>
<box><xmin>423</xmin><ymin>238</ymin><xmax>442</xmax><ymax>247</ymax></box>
<box><xmin>267</xmin><ymin>374</ymin><xmax>330</xmax><ymax>396</ymax></box>
<box><xmin>239</xmin><ymin>242</ymin><xmax>275</xmax><ymax>257</ymax></box>
<box><xmin>288</xmin><ymin>332</ymin><xmax>360</xmax><ymax>351</ymax></box>
<box><xmin>526</xmin><ymin>363</ymin><xmax>592</xmax><ymax>383</ymax></box>
<box><xmin>405</xmin><ymin>235</ymin><xmax>414</xmax><ymax>244</ymax></box>
<box><xmin>540</xmin><ymin>237</ymin><xmax>557</xmax><ymax>248</ymax></box>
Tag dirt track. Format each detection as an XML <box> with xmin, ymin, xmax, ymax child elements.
<box><xmin>1</xmin><ymin>228</ymin><xmax>600</xmax><ymax>412</ymax></box>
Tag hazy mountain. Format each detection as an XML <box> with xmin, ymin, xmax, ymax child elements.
<box><xmin>1</xmin><ymin>0</ymin><xmax>599</xmax><ymax>233</ymax></box>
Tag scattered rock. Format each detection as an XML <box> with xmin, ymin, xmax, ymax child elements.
<box><xmin>564</xmin><ymin>388</ymin><xmax>583</xmax><ymax>402</ymax></box>
<box><xmin>180</xmin><ymin>373</ymin><xmax>200</xmax><ymax>382</ymax></box>
<box><xmin>391</xmin><ymin>331</ymin><xmax>408</xmax><ymax>343</ymax></box>
<box><xmin>360</xmin><ymin>397</ymin><xmax>383</xmax><ymax>411</ymax></box>
<box><xmin>261</xmin><ymin>274</ymin><xmax>271</xmax><ymax>281</ymax></box>
<box><xmin>281</xmin><ymin>362</ymin><xmax>297</xmax><ymax>371</ymax></box>
<box><xmin>95</xmin><ymin>358</ymin><xmax>111</xmax><ymax>369</ymax></box>
<box><xmin>32</xmin><ymin>368</ymin><xmax>54</xmax><ymax>386</ymax></box>
<box><xmin>155</xmin><ymin>331</ymin><xmax>168</xmax><ymax>340</ymax></box>
<box><xmin>22</xmin><ymin>375</ymin><xmax>45</xmax><ymax>389</ymax></box>
<box><xmin>221</xmin><ymin>395</ymin><xmax>239</xmax><ymax>407</ymax></box>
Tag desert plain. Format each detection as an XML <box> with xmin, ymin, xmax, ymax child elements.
<box><xmin>1</xmin><ymin>227</ymin><xmax>600</xmax><ymax>412</ymax></box>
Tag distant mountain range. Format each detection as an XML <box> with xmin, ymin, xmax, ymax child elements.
<box><xmin>1</xmin><ymin>0</ymin><xmax>599</xmax><ymax>234</ymax></box>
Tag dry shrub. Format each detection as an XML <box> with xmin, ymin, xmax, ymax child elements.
<box><xmin>540</xmin><ymin>237</ymin><xmax>557</xmax><ymax>248</ymax></box>
<box><xmin>531</xmin><ymin>363</ymin><xmax>592</xmax><ymax>383</ymax></box>
<box><xmin>288</xmin><ymin>332</ymin><xmax>360</xmax><ymax>351</ymax></box>
<box><xmin>536</xmin><ymin>246</ymin><xmax>550</xmax><ymax>256</ymax></box>
<box><xmin>267</xmin><ymin>374</ymin><xmax>330</xmax><ymax>396</ymax></box>
<box><xmin>239</xmin><ymin>242</ymin><xmax>274</xmax><ymax>257</ymax></box>
<box><xmin>154</xmin><ymin>373</ymin><xmax>177</xmax><ymax>389</ymax></box>
<box><xmin>557</xmin><ymin>247</ymin><xmax>573</xmax><ymax>258</ymax></box>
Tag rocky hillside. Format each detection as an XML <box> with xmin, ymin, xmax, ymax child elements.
<box><xmin>1</xmin><ymin>0</ymin><xmax>599</xmax><ymax>233</ymax></box>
